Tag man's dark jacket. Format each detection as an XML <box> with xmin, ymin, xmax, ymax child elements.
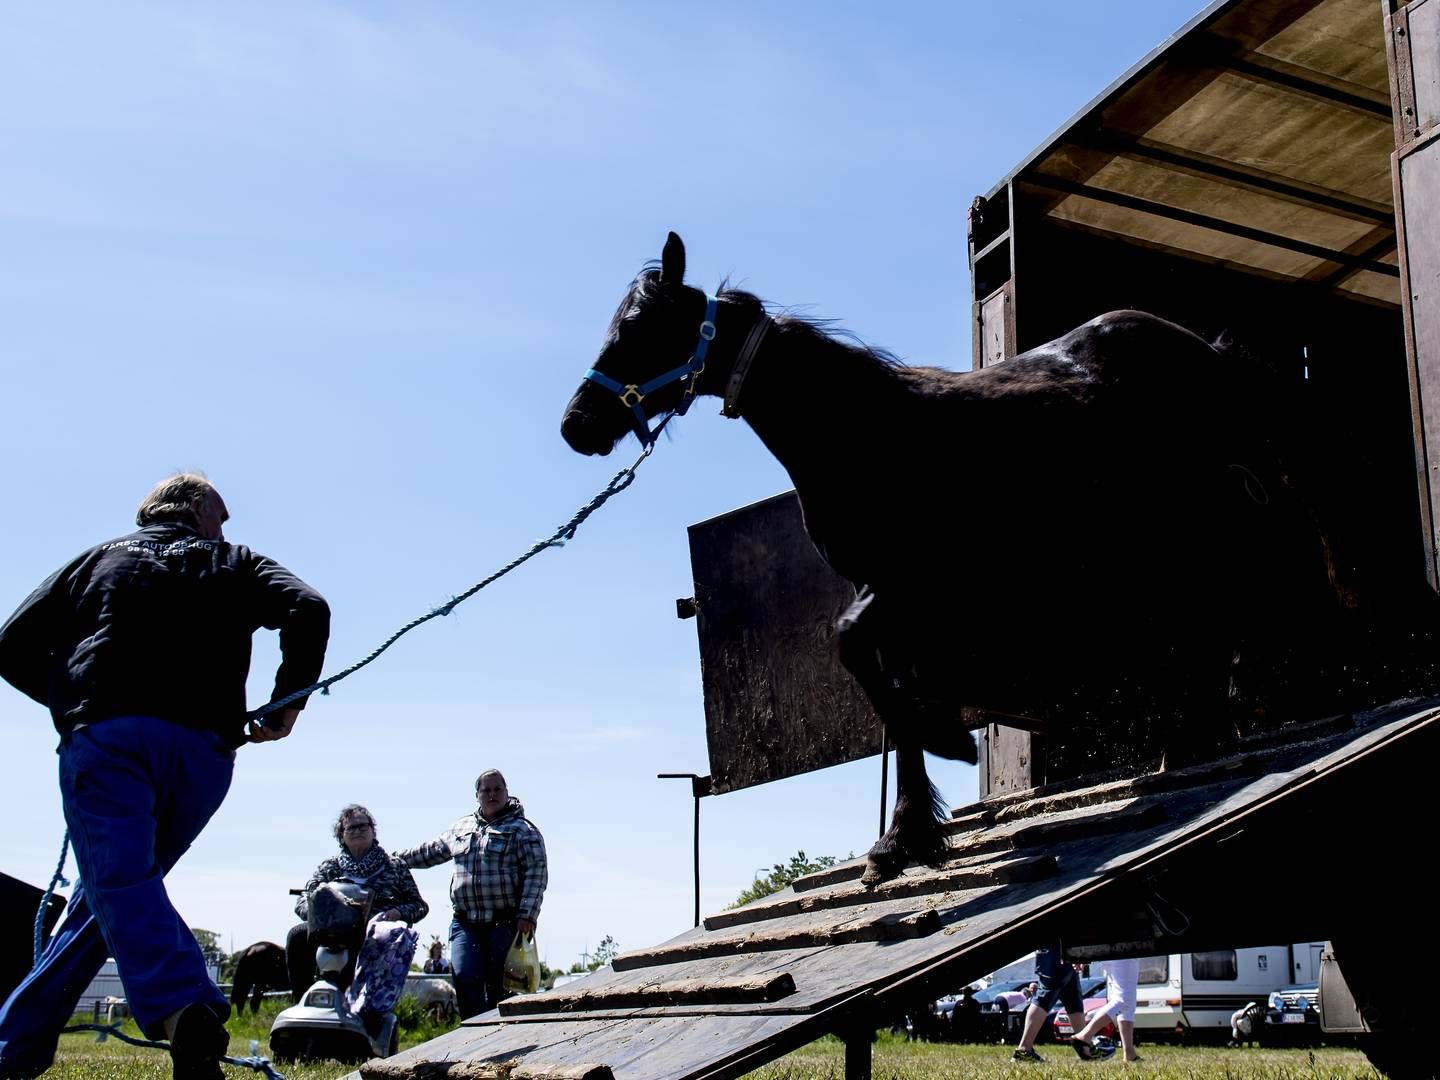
<box><xmin>0</xmin><ymin>522</ymin><xmax>330</xmax><ymax>744</ymax></box>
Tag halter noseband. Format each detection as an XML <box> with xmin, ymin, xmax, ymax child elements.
<box><xmin>583</xmin><ymin>295</ymin><xmax>717</xmax><ymax>448</ymax></box>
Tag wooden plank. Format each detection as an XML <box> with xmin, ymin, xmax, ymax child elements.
<box><xmin>1025</xmin><ymin>172</ymin><xmax>1399</xmax><ymax>274</ymax></box>
<box><xmin>498</xmin><ymin>974</ymin><xmax>797</xmax><ymax>1017</ymax></box>
<box><xmin>359</xmin><ymin>1062</ymin><xmax>613</xmax><ymax>1080</ymax></box>
<box><xmin>701</xmin><ymin>855</ymin><xmax>1056</xmax><ymax>932</ymax></box>
<box><xmin>1080</xmin><ymin>130</ymin><xmax>1394</xmax><ymax>222</ymax></box>
<box><xmin>613</xmin><ymin>911</ymin><xmax>940</xmax><ymax>972</ymax></box>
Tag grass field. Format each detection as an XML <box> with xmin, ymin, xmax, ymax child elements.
<box><xmin>748</xmin><ymin>1037</ymin><xmax>1381</xmax><ymax>1080</ymax></box>
<box><xmin>39</xmin><ymin>1014</ymin><xmax>1383</xmax><ymax>1080</ymax></box>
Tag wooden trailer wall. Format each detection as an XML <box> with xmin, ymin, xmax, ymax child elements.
<box><xmin>971</xmin><ymin>0</ymin><xmax>1438</xmax><ymax>798</ymax></box>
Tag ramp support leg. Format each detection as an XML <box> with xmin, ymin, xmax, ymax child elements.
<box><xmin>843</xmin><ymin>1028</ymin><xmax>871</xmax><ymax>1080</ymax></box>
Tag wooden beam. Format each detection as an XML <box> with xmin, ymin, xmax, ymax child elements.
<box><xmin>612</xmin><ymin>910</ymin><xmax>941</xmax><ymax>972</ymax></box>
<box><xmin>703</xmin><ymin>854</ymin><xmax>1056</xmax><ymax>933</ymax></box>
<box><xmin>1081</xmin><ymin>130</ymin><xmax>1394</xmax><ymax>223</ymax></box>
<box><xmin>1227</xmin><ymin>53</ymin><xmax>1392</xmax><ymax>119</ymax></box>
<box><xmin>358</xmin><ymin>1062</ymin><xmax>614</xmax><ymax>1080</ymax></box>
<box><xmin>497</xmin><ymin>974</ymin><xmax>797</xmax><ymax>1016</ymax></box>
<box><xmin>1023</xmin><ymin>172</ymin><xmax>1401</xmax><ymax>276</ymax></box>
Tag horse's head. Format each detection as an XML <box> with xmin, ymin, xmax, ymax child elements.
<box><xmin>561</xmin><ymin>231</ymin><xmax>715</xmax><ymax>456</ymax></box>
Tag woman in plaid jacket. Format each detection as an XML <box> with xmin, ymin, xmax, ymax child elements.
<box><xmin>396</xmin><ymin>769</ymin><xmax>548</xmax><ymax>1018</ymax></box>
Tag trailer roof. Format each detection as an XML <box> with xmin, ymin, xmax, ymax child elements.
<box><xmin>985</xmin><ymin>0</ymin><xmax>1400</xmax><ymax>304</ymax></box>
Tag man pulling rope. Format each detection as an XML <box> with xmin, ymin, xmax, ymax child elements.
<box><xmin>0</xmin><ymin>473</ymin><xmax>330</xmax><ymax>1080</ymax></box>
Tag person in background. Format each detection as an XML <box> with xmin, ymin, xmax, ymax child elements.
<box><xmin>286</xmin><ymin>804</ymin><xmax>428</xmax><ymax>1002</ymax></box>
<box><xmin>1012</xmin><ymin>946</ymin><xmax>1106</xmax><ymax>1063</ymax></box>
<box><xmin>951</xmin><ymin>984</ymin><xmax>982</xmax><ymax>1043</ymax></box>
<box><xmin>0</xmin><ymin>473</ymin><xmax>329</xmax><ymax>1080</ymax></box>
<box><xmin>1071</xmin><ymin>958</ymin><xmax>1140</xmax><ymax>1062</ymax></box>
<box><xmin>422</xmin><ymin>938</ymin><xmax>451</xmax><ymax>975</ymax></box>
<box><xmin>396</xmin><ymin>769</ymin><xmax>548</xmax><ymax>1018</ymax></box>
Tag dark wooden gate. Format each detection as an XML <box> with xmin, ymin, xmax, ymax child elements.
<box><xmin>685</xmin><ymin>492</ymin><xmax>881</xmax><ymax>794</ymax></box>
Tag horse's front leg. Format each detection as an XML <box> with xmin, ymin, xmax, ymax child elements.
<box><xmin>838</xmin><ymin>588</ymin><xmax>953</xmax><ymax>886</ymax></box>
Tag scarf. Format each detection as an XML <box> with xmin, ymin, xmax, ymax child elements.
<box><xmin>335</xmin><ymin>842</ymin><xmax>389</xmax><ymax>883</ymax></box>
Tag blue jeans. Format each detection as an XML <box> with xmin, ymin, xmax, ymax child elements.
<box><xmin>449</xmin><ymin>917</ymin><xmax>515</xmax><ymax>1019</ymax></box>
<box><xmin>0</xmin><ymin>716</ymin><xmax>234</xmax><ymax>1073</ymax></box>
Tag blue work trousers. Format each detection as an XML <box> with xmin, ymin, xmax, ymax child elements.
<box><xmin>0</xmin><ymin>716</ymin><xmax>234</xmax><ymax>1074</ymax></box>
<box><xmin>449</xmin><ymin>916</ymin><xmax>516</xmax><ymax>1019</ymax></box>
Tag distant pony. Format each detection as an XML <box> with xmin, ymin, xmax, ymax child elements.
<box><xmin>230</xmin><ymin>940</ymin><xmax>289</xmax><ymax>1013</ymax></box>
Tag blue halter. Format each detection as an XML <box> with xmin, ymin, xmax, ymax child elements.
<box><xmin>583</xmin><ymin>294</ymin><xmax>717</xmax><ymax>448</ymax></box>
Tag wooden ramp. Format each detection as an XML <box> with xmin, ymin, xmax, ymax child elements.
<box><xmin>344</xmin><ymin>698</ymin><xmax>1440</xmax><ymax>1080</ymax></box>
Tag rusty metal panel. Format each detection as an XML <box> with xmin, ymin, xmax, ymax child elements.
<box><xmin>1409</xmin><ymin>0</ymin><xmax>1440</xmax><ymax>135</ymax></box>
<box><xmin>978</xmin><ymin>283</ymin><xmax>1014</xmax><ymax>368</ymax></box>
<box><xmin>979</xmin><ymin>723</ymin><xmax>1036</xmax><ymax>796</ymax></box>
<box><xmin>686</xmin><ymin>492</ymin><xmax>881</xmax><ymax>794</ymax></box>
<box><xmin>1392</xmin><ymin>0</ymin><xmax>1440</xmax><ymax>586</ymax></box>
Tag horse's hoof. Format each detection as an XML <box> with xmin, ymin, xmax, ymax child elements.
<box><xmin>861</xmin><ymin>846</ymin><xmax>907</xmax><ymax>887</ymax></box>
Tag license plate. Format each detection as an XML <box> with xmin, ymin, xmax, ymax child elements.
<box><xmin>1281</xmin><ymin>1013</ymin><xmax>1305</xmax><ymax>1024</ymax></box>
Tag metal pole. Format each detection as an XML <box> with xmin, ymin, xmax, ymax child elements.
<box><xmin>692</xmin><ymin>789</ymin><xmax>701</xmax><ymax>928</ymax></box>
<box><xmin>658</xmin><ymin>773</ymin><xmax>711</xmax><ymax>928</ymax></box>
<box><xmin>878</xmin><ymin>723</ymin><xmax>889</xmax><ymax>838</ymax></box>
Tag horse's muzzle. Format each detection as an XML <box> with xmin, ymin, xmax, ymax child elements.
<box><xmin>560</xmin><ymin>404</ymin><xmax>616</xmax><ymax>457</ymax></box>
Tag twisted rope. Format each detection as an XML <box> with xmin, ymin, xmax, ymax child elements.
<box><xmin>61</xmin><ymin>1025</ymin><xmax>286</xmax><ymax>1080</ymax></box>
<box><xmin>33</xmin><ymin>832</ymin><xmax>70</xmax><ymax>964</ymax></box>
<box><xmin>31</xmin><ymin>445</ymin><xmax>654</xmax><ymax>991</ymax></box>
<box><xmin>250</xmin><ymin>441</ymin><xmax>654</xmax><ymax>719</ymax></box>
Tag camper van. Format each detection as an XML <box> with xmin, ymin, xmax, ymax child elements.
<box><xmin>1133</xmin><ymin>943</ymin><xmax>1326</xmax><ymax>1039</ymax></box>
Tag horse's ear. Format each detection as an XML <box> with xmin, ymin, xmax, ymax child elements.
<box><xmin>661</xmin><ymin>231</ymin><xmax>686</xmax><ymax>285</ymax></box>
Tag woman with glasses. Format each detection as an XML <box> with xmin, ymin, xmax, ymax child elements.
<box><xmin>285</xmin><ymin>804</ymin><xmax>429</xmax><ymax>1002</ymax></box>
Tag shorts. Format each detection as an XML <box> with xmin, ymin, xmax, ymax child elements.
<box><xmin>1104</xmin><ymin>958</ymin><xmax>1139</xmax><ymax>1023</ymax></box>
<box><xmin>1032</xmin><ymin>947</ymin><xmax>1084</xmax><ymax>1015</ymax></box>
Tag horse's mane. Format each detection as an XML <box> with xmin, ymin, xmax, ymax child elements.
<box><xmin>611</xmin><ymin>263</ymin><xmax>910</xmax><ymax>380</ymax></box>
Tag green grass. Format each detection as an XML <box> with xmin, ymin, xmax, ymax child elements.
<box><xmin>40</xmin><ymin>1017</ymin><xmax>1382</xmax><ymax>1080</ymax></box>
<box><xmin>748</xmin><ymin>1037</ymin><xmax>1382</xmax><ymax>1080</ymax></box>
<box><xmin>42</xmin><ymin>997</ymin><xmax>461</xmax><ymax>1080</ymax></box>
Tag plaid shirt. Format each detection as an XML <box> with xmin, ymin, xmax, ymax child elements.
<box><xmin>395</xmin><ymin>798</ymin><xmax>548</xmax><ymax>924</ymax></box>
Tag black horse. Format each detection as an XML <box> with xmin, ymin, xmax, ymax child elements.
<box><xmin>561</xmin><ymin>232</ymin><xmax>1437</xmax><ymax>885</ymax></box>
<box><xmin>230</xmin><ymin>940</ymin><xmax>289</xmax><ymax>1013</ymax></box>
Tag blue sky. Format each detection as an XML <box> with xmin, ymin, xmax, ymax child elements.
<box><xmin>1</xmin><ymin>1</ymin><xmax>1207</xmax><ymax>974</ymax></box>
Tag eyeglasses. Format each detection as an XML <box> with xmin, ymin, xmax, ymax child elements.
<box><xmin>343</xmin><ymin>822</ymin><xmax>374</xmax><ymax>833</ymax></box>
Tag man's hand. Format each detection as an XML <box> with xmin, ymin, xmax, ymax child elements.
<box><xmin>517</xmin><ymin>918</ymin><xmax>536</xmax><ymax>938</ymax></box>
<box><xmin>248</xmin><ymin>706</ymin><xmax>300</xmax><ymax>743</ymax></box>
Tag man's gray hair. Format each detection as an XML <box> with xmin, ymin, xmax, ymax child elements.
<box><xmin>136</xmin><ymin>473</ymin><xmax>215</xmax><ymax>528</ymax></box>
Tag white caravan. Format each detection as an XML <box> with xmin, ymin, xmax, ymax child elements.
<box><xmin>1132</xmin><ymin>942</ymin><xmax>1326</xmax><ymax>1038</ymax></box>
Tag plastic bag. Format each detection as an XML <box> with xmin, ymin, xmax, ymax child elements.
<box><xmin>502</xmin><ymin>931</ymin><xmax>541</xmax><ymax>995</ymax></box>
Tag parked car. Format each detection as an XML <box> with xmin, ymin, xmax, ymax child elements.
<box><xmin>1046</xmin><ymin>978</ymin><xmax>1110</xmax><ymax>1043</ymax></box>
<box><xmin>1264</xmin><ymin>983</ymin><xmax>1320</xmax><ymax>1043</ymax></box>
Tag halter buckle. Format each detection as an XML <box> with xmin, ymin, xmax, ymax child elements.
<box><xmin>619</xmin><ymin>385</ymin><xmax>645</xmax><ymax>407</ymax></box>
<box><xmin>698</xmin><ymin>320</ymin><xmax>717</xmax><ymax>342</ymax></box>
